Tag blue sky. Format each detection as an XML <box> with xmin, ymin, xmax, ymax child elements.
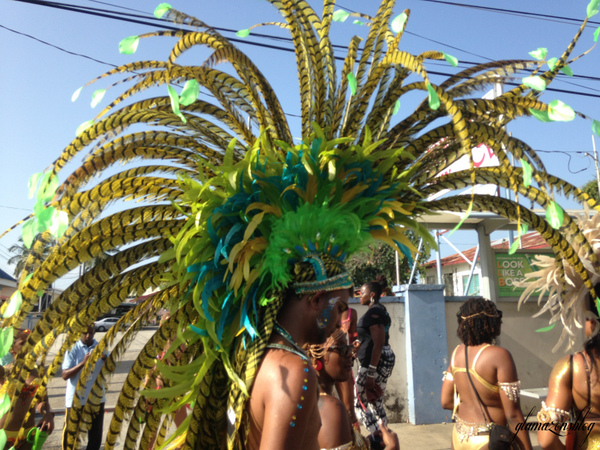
<box><xmin>1</xmin><ymin>0</ymin><xmax>599</xmax><ymax>283</ymax></box>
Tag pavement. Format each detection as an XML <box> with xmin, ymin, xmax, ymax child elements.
<box><xmin>40</xmin><ymin>419</ymin><xmax>544</xmax><ymax>449</ymax></box>
<box><xmin>37</xmin><ymin>329</ymin><xmax>545</xmax><ymax>449</ymax></box>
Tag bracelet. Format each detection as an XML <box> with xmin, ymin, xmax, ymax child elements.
<box><xmin>368</xmin><ymin>364</ymin><xmax>377</xmax><ymax>370</ymax></box>
<box><xmin>537</xmin><ymin>401</ymin><xmax>571</xmax><ymax>424</ymax></box>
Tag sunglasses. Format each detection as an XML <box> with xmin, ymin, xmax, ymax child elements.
<box><xmin>327</xmin><ymin>344</ymin><xmax>354</xmax><ymax>358</ymax></box>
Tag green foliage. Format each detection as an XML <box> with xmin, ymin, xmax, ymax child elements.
<box><xmin>346</xmin><ymin>232</ymin><xmax>431</xmax><ymax>288</ymax></box>
<box><xmin>582</xmin><ymin>178</ymin><xmax>600</xmax><ymax>201</ymax></box>
<box><xmin>8</xmin><ymin>237</ymin><xmax>55</xmax><ymax>280</ymax></box>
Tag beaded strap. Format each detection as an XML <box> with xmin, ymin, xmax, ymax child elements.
<box><xmin>442</xmin><ymin>371</ymin><xmax>454</xmax><ymax>382</ymax></box>
<box><xmin>537</xmin><ymin>401</ymin><xmax>571</xmax><ymax>424</ymax></box>
<box><xmin>454</xmin><ymin>416</ymin><xmax>489</xmax><ymax>443</ymax></box>
<box><xmin>498</xmin><ymin>381</ymin><xmax>520</xmax><ymax>402</ymax></box>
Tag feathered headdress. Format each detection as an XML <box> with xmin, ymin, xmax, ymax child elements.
<box><xmin>519</xmin><ymin>211</ymin><xmax>600</xmax><ymax>352</ymax></box>
<box><xmin>1</xmin><ymin>0</ymin><xmax>600</xmax><ymax>448</ymax></box>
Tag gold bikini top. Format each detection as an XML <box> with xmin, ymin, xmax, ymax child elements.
<box><xmin>451</xmin><ymin>344</ymin><xmax>500</xmax><ymax>393</ymax></box>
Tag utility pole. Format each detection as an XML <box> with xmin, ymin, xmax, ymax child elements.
<box><xmin>592</xmin><ymin>134</ymin><xmax>600</xmax><ymax>198</ymax></box>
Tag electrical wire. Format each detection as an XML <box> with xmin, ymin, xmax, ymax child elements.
<box><xmin>4</xmin><ymin>0</ymin><xmax>599</xmax><ymax>172</ymax></box>
<box><xmin>418</xmin><ymin>0</ymin><xmax>600</xmax><ymax>27</ymax></box>
<box><xmin>3</xmin><ymin>9</ymin><xmax>600</xmax><ymax>100</ymax></box>
<box><xmin>535</xmin><ymin>149</ymin><xmax>594</xmax><ymax>174</ymax></box>
<box><xmin>0</xmin><ymin>204</ymin><xmax>32</xmax><ymax>212</ymax></box>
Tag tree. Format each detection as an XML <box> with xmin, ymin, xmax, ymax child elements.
<box><xmin>346</xmin><ymin>232</ymin><xmax>432</xmax><ymax>288</ymax></box>
<box><xmin>7</xmin><ymin>237</ymin><xmax>55</xmax><ymax>281</ymax></box>
<box><xmin>582</xmin><ymin>178</ymin><xmax>599</xmax><ymax>202</ymax></box>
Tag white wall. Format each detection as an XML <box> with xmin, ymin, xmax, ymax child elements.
<box><xmin>424</xmin><ymin>262</ymin><xmax>483</xmax><ymax>296</ymax></box>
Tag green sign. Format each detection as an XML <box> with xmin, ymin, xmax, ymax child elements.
<box><xmin>495</xmin><ymin>252</ymin><xmax>548</xmax><ymax>298</ymax></box>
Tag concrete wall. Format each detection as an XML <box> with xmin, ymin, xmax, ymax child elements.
<box><xmin>357</xmin><ymin>295</ymin><xmax>574</xmax><ymax>423</ymax></box>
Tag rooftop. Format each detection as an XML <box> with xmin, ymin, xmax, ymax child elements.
<box><xmin>423</xmin><ymin>232</ymin><xmax>551</xmax><ymax>268</ymax></box>
<box><xmin>0</xmin><ymin>268</ymin><xmax>16</xmax><ymax>282</ymax></box>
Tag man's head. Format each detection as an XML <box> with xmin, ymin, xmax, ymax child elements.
<box><xmin>81</xmin><ymin>325</ymin><xmax>95</xmax><ymax>347</ymax></box>
<box><xmin>284</xmin><ymin>252</ymin><xmax>353</xmax><ymax>343</ymax></box>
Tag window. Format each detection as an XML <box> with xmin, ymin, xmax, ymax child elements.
<box><xmin>462</xmin><ymin>274</ymin><xmax>480</xmax><ymax>296</ymax></box>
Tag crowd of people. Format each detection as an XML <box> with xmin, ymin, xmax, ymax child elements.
<box><xmin>245</xmin><ymin>272</ymin><xmax>400</xmax><ymax>450</ymax></box>
<box><xmin>0</xmin><ymin>276</ymin><xmax>402</xmax><ymax>450</ymax></box>
<box><xmin>7</xmin><ymin>274</ymin><xmax>600</xmax><ymax>450</ymax></box>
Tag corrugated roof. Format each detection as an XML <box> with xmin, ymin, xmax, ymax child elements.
<box><xmin>423</xmin><ymin>232</ymin><xmax>551</xmax><ymax>269</ymax></box>
<box><xmin>0</xmin><ymin>268</ymin><xmax>16</xmax><ymax>282</ymax></box>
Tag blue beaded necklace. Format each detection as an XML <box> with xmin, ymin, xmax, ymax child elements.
<box><xmin>271</xmin><ymin>322</ymin><xmax>311</xmax><ymax>428</ymax></box>
<box><xmin>273</xmin><ymin>323</ymin><xmax>308</xmax><ymax>359</ymax></box>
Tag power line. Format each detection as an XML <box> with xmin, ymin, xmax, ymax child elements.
<box><xmin>419</xmin><ymin>0</ymin><xmax>600</xmax><ymax>27</ymax></box>
<box><xmin>0</xmin><ymin>204</ymin><xmax>31</xmax><ymax>212</ymax></box>
<box><xmin>12</xmin><ymin>0</ymin><xmax>600</xmax><ymax>80</ymax></box>
<box><xmin>0</xmin><ymin>23</ymin><xmax>118</xmax><ymax>69</ymax></box>
<box><xmin>3</xmin><ymin>8</ymin><xmax>600</xmax><ymax>101</ymax></box>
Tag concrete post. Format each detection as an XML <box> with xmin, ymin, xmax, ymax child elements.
<box><xmin>404</xmin><ymin>284</ymin><xmax>448</xmax><ymax>424</ymax></box>
<box><xmin>476</xmin><ymin>224</ymin><xmax>498</xmax><ymax>303</ymax></box>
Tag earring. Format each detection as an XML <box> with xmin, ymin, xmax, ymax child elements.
<box><xmin>314</xmin><ymin>360</ymin><xmax>323</xmax><ymax>371</ymax></box>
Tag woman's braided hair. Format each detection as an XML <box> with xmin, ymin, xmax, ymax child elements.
<box><xmin>457</xmin><ymin>298</ymin><xmax>502</xmax><ymax>346</ymax></box>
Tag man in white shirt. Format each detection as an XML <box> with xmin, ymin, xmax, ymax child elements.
<box><xmin>61</xmin><ymin>325</ymin><xmax>107</xmax><ymax>450</ymax></box>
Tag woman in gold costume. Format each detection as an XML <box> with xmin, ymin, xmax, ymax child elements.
<box><xmin>536</xmin><ymin>285</ymin><xmax>600</xmax><ymax>450</ymax></box>
<box><xmin>441</xmin><ymin>298</ymin><xmax>532</xmax><ymax>450</ymax></box>
<box><xmin>306</xmin><ymin>329</ymin><xmax>399</xmax><ymax>450</ymax></box>
<box><xmin>517</xmin><ymin>213</ymin><xmax>600</xmax><ymax>450</ymax></box>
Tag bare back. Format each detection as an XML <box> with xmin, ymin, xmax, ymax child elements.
<box><xmin>247</xmin><ymin>347</ymin><xmax>321</xmax><ymax>450</ymax></box>
<box><xmin>451</xmin><ymin>343</ymin><xmax>518</xmax><ymax>425</ymax></box>
<box><xmin>572</xmin><ymin>351</ymin><xmax>600</xmax><ymax>418</ymax></box>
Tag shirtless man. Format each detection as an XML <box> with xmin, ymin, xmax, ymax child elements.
<box><xmin>248</xmin><ymin>287</ymin><xmax>351</xmax><ymax>449</ymax></box>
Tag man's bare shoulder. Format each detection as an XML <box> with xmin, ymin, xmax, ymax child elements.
<box><xmin>259</xmin><ymin>348</ymin><xmax>315</xmax><ymax>387</ymax></box>
<box><xmin>250</xmin><ymin>348</ymin><xmax>321</xmax><ymax>450</ymax></box>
